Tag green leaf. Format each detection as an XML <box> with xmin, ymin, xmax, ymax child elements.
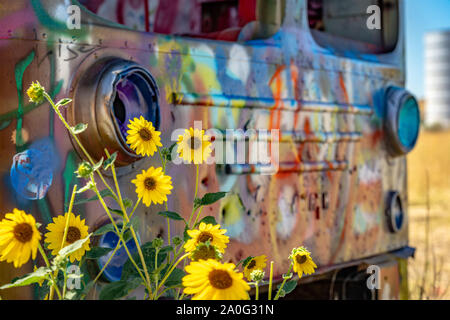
<box><xmin>121</xmin><ymin>244</ymin><xmax>171</xmax><ymax>281</ymax></box>
<box><xmin>108</xmin><ymin>207</ymin><xmax>124</xmax><ymax>217</ymax></box>
<box><xmin>197</xmin><ymin>192</ymin><xmax>227</xmax><ymax>207</ymax></box>
<box><xmin>75</xmin><ymin>281</ymin><xmax>95</xmax><ymax>300</ymax></box>
<box><xmin>123</xmin><ymin>198</ymin><xmax>133</xmax><ymax>209</ymax></box>
<box><xmin>103</xmin><ymin>152</ymin><xmax>117</xmax><ymax>170</ymax></box>
<box><xmin>99</xmin><ymin>278</ymin><xmax>142</xmax><ymax>300</ymax></box>
<box><xmin>58</xmin><ymin>234</ymin><xmax>91</xmax><ymax>259</ymax></box>
<box><xmin>71</xmin><ymin>123</ymin><xmax>88</xmax><ymax>134</ymax></box>
<box><xmin>93</xmin><ymin>223</ymin><xmax>116</xmax><ymax>236</ymax></box>
<box><xmin>127</xmin><ymin>216</ymin><xmax>140</xmax><ymax>232</ymax></box>
<box><xmin>157</xmin><ymin>211</ymin><xmax>184</xmax><ymax>221</ymax></box>
<box><xmin>122</xmin><ymin>229</ymin><xmax>133</xmax><ymax>243</ymax></box>
<box><xmin>240</xmin><ymin>256</ymin><xmax>254</xmax><ymax>268</ymax></box>
<box><xmin>277</xmin><ymin>280</ymin><xmax>298</xmax><ymax>295</ymax></box>
<box><xmin>86</xmin><ymin>247</ymin><xmax>113</xmax><ymax>259</ymax></box>
<box><xmin>76</xmin><ymin>181</ymin><xmax>95</xmax><ymax>194</ymax></box>
<box><xmin>0</xmin><ymin>267</ymin><xmax>51</xmax><ymax>289</ymax></box>
<box><xmin>183</xmin><ymin>225</ymin><xmax>190</xmax><ymax>242</ymax></box>
<box><xmin>56</xmin><ymin>98</ymin><xmax>72</xmax><ymax>107</ymax></box>
<box><xmin>168</xmin><ymin>142</ymin><xmax>177</xmax><ymax>153</ymax></box>
<box><xmin>92</xmin><ymin>158</ymin><xmax>104</xmax><ymax>172</ymax></box>
<box><xmin>165</xmin><ymin>142</ymin><xmax>178</xmax><ymax>161</ymax></box>
<box><xmin>195</xmin><ymin>216</ymin><xmax>217</xmax><ymax>227</ymax></box>
<box><xmin>163</xmin><ymin>268</ymin><xmax>185</xmax><ymax>288</ymax></box>
<box><xmin>64</xmin><ymin>291</ymin><xmax>77</xmax><ymax>300</ymax></box>
<box><xmin>73</xmin><ymin>189</ymin><xmax>114</xmax><ymax>206</ymax></box>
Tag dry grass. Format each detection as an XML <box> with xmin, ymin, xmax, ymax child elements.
<box><xmin>407</xmin><ymin>129</ymin><xmax>450</xmax><ymax>300</ymax></box>
<box><xmin>407</xmin><ymin>130</ymin><xmax>450</xmax><ymax>210</ymax></box>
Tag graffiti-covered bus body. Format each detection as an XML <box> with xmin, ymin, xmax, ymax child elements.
<box><xmin>0</xmin><ymin>0</ymin><xmax>419</xmax><ymax>299</ymax></box>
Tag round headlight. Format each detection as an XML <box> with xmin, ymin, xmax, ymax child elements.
<box><xmin>97</xmin><ymin>228</ymin><xmax>139</xmax><ymax>282</ymax></box>
<box><xmin>70</xmin><ymin>58</ymin><xmax>160</xmax><ymax>166</ymax></box>
<box><xmin>385</xmin><ymin>191</ymin><xmax>405</xmax><ymax>233</ymax></box>
<box><xmin>384</xmin><ymin>87</ymin><xmax>420</xmax><ymax>157</ymax></box>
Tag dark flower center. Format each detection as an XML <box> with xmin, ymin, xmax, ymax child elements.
<box><xmin>295</xmin><ymin>254</ymin><xmax>307</xmax><ymax>265</ymax></box>
<box><xmin>66</xmin><ymin>226</ymin><xmax>81</xmax><ymax>244</ymax></box>
<box><xmin>190</xmin><ymin>137</ymin><xmax>201</xmax><ymax>150</ymax></box>
<box><xmin>139</xmin><ymin>128</ymin><xmax>152</xmax><ymax>141</ymax></box>
<box><xmin>13</xmin><ymin>223</ymin><xmax>33</xmax><ymax>243</ymax></box>
<box><xmin>247</xmin><ymin>259</ymin><xmax>256</xmax><ymax>269</ymax></box>
<box><xmin>209</xmin><ymin>270</ymin><xmax>233</xmax><ymax>289</ymax></box>
<box><xmin>198</xmin><ymin>232</ymin><xmax>213</xmax><ymax>243</ymax></box>
<box><xmin>144</xmin><ymin>177</ymin><xmax>157</xmax><ymax>190</ymax></box>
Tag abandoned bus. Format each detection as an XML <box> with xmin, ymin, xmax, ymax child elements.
<box><xmin>0</xmin><ymin>0</ymin><xmax>419</xmax><ymax>300</ymax></box>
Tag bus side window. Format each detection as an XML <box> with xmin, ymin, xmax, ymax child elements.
<box><xmin>308</xmin><ymin>0</ymin><xmax>399</xmax><ymax>54</ymax></box>
<box><xmin>78</xmin><ymin>0</ymin><xmax>285</xmax><ymax>42</ymax></box>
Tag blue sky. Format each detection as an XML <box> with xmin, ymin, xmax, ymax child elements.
<box><xmin>405</xmin><ymin>0</ymin><xmax>450</xmax><ymax>99</ymax></box>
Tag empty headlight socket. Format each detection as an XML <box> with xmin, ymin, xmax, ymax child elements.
<box><xmin>69</xmin><ymin>58</ymin><xmax>160</xmax><ymax>167</ymax></box>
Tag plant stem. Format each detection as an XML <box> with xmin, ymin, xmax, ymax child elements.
<box><xmin>103</xmin><ymin>149</ymin><xmax>154</xmax><ymax>297</ymax></box>
<box><xmin>37</xmin><ymin>243</ymin><xmax>62</xmax><ymax>300</ymax></box>
<box><xmin>255</xmin><ymin>281</ymin><xmax>260</xmax><ymax>300</ymax></box>
<box><xmin>155</xmin><ymin>249</ymin><xmax>160</xmax><ymax>291</ymax></box>
<box><xmin>268</xmin><ymin>261</ymin><xmax>274</xmax><ymax>300</ymax></box>
<box><xmin>187</xmin><ymin>164</ymin><xmax>200</xmax><ymax>227</ymax></box>
<box><xmin>62</xmin><ymin>262</ymin><xmax>68</xmax><ymax>299</ymax></box>
<box><xmin>274</xmin><ymin>263</ymin><xmax>293</xmax><ymax>300</ymax></box>
<box><xmin>154</xmin><ymin>253</ymin><xmax>190</xmax><ymax>298</ymax></box>
<box><xmin>91</xmin><ymin>178</ymin><xmax>150</xmax><ymax>293</ymax></box>
<box><xmin>92</xmin><ymin>241</ymin><xmax>121</xmax><ymax>284</ymax></box>
<box><xmin>158</xmin><ymin>148</ymin><xmax>171</xmax><ymax>246</ymax></box>
<box><xmin>49</xmin><ymin>184</ymin><xmax>77</xmax><ymax>300</ymax></box>
<box><xmin>129</xmin><ymin>197</ymin><xmax>141</xmax><ymax>219</ymax></box>
<box><xmin>43</xmin><ymin>92</ymin><xmax>118</xmax><ymax>203</ymax></box>
<box><xmin>420</xmin><ymin>170</ymin><xmax>431</xmax><ymax>300</ymax></box>
<box><xmin>193</xmin><ymin>206</ymin><xmax>204</xmax><ymax>227</ymax></box>
<box><xmin>60</xmin><ymin>185</ymin><xmax>77</xmax><ymax>249</ymax></box>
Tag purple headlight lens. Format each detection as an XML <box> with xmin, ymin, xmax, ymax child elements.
<box><xmin>112</xmin><ymin>72</ymin><xmax>159</xmax><ymax>142</ymax></box>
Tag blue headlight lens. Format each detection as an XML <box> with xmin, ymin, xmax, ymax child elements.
<box><xmin>393</xmin><ymin>197</ymin><xmax>404</xmax><ymax>231</ymax></box>
<box><xmin>398</xmin><ymin>97</ymin><xmax>420</xmax><ymax>150</ymax></box>
<box><xmin>97</xmin><ymin>230</ymin><xmax>139</xmax><ymax>282</ymax></box>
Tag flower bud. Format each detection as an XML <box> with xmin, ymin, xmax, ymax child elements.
<box><xmin>250</xmin><ymin>269</ymin><xmax>265</xmax><ymax>282</ymax></box>
<box><xmin>76</xmin><ymin>161</ymin><xmax>93</xmax><ymax>178</ymax></box>
<box><xmin>190</xmin><ymin>243</ymin><xmax>222</xmax><ymax>261</ymax></box>
<box><xmin>172</xmin><ymin>236</ymin><xmax>182</xmax><ymax>246</ymax></box>
<box><xmin>27</xmin><ymin>81</ymin><xmax>45</xmax><ymax>104</ymax></box>
<box><xmin>152</xmin><ymin>237</ymin><xmax>164</xmax><ymax>249</ymax></box>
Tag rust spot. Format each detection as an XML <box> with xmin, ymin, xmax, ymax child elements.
<box><xmin>156</xmin><ymin>228</ymin><xmax>164</xmax><ymax>238</ymax></box>
<box><xmin>235</xmin><ymin>249</ymin><xmax>244</xmax><ymax>262</ymax></box>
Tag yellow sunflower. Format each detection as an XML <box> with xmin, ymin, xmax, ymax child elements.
<box><xmin>290</xmin><ymin>247</ymin><xmax>317</xmax><ymax>279</ymax></box>
<box><xmin>183</xmin><ymin>259</ymin><xmax>250</xmax><ymax>300</ymax></box>
<box><xmin>177</xmin><ymin>127</ymin><xmax>212</xmax><ymax>164</ymax></box>
<box><xmin>131</xmin><ymin>166</ymin><xmax>173</xmax><ymax>206</ymax></box>
<box><xmin>44</xmin><ymin>212</ymin><xmax>90</xmax><ymax>263</ymax></box>
<box><xmin>243</xmin><ymin>255</ymin><xmax>267</xmax><ymax>281</ymax></box>
<box><xmin>0</xmin><ymin>209</ymin><xmax>41</xmax><ymax>268</ymax></box>
<box><xmin>126</xmin><ymin>116</ymin><xmax>162</xmax><ymax>157</ymax></box>
<box><xmin>184</xmin><ymin>223</ymin><xmax>229</xmax><ymax>253</ymax></box>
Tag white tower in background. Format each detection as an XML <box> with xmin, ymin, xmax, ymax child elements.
<box><xmin>424</xmin><ymin>30</ymin><xmax>450</xmax><ymax>128</ymax></box>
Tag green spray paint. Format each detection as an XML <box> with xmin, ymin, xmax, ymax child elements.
<box><xmin>14</xmin><ymin>50</ymin><xmax>35</xmax><ymax>151</ymax></box>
